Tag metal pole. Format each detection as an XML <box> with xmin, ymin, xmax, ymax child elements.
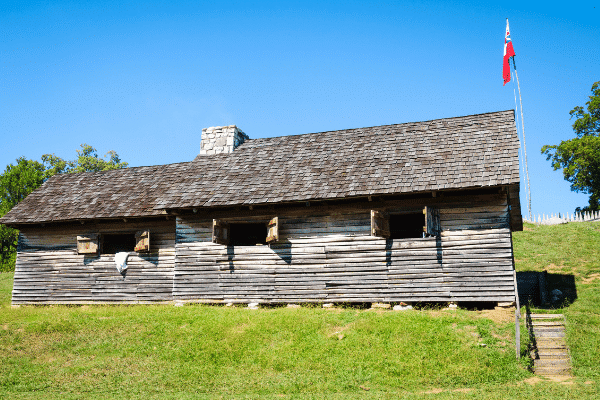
<box><xmin>515</xmin><ymin>311</ymin><xmax>521</xmax><ymax>359</ymax></box>
<box><xmin>512</xmin><ymin>58</ymin><xmax>532</xmax><ymax>221</ymax></box>
<box><xmin>510</xmin><ymin>229</ymin><xmax>521</xmax><ymax>359</ymax></box>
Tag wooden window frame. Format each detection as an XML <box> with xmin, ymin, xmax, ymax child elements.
<box><xmin>78</xmin><ymin>231</ymin><xmax>152</xmax><ymax>255</ymax></box>
<box><xmin>372</xmin><ymin>207</ymin><xmax>440</xmax><ymax>239</ymax></box>
<box><xmin>213</xmin><ymin>217</ymin><xmax>280</xmax><ymax>245</ymax></box>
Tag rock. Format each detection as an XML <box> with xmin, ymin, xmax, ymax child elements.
<box><xmin>371</xmin><ymin>302</ymin><xmax>391</xmax><ymax>309</ymax></box>
<box><xmin>247</xmin><ymin>302</ymin><xmax>259</xmax><ymax>309</ymax></box>
<box><xmin>497</xmin><ymin>301</ymin><xmax>515</xmax><ymax>308</ymax></box>
<box><xmin>551</xmin><ymin>289</ymin><xmax>563</xmax><ymax>303</ymax></box>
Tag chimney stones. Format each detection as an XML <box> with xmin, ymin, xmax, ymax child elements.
<box><xmin>200</xmin><ymin>125</ymin><xmax>248</xmax><ymax>155</ymax></box>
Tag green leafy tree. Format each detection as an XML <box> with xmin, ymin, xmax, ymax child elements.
<box><xmin>41</xmin><ymin>143</ymin><xmax>128</xmax><ymax>174</ymax></box>
<box><xmin>0</xmin><ymin>145</ymin><xmax>128</xmax><ymax>271</ymax></box>
<box><xmin>0</xmin><ymin>158</ymin><xmax>46</xmax><ymax>272</ymax></box>
<box><xmin>542</xmin><ymin>81</ymin><xmax>600</xmax><ymax>212</ymax></box>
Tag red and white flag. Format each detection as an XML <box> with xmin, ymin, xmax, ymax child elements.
<box><xmin>503</xmin><ymin>19</ymin><xmax>516</xmax><ymax>86</ymax></box>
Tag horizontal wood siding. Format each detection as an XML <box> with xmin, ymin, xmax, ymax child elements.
<box><xmin>12</xmin><ymin>220</ymin><xmax>175</xmax><ymax>304</ymax></box>
<box><xmin>174</xmin><ymin>199</ymin><xmax>516</xmax><ymax>303</ymax></box>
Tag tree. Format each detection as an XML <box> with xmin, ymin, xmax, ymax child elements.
<box><xmin>542</xmin><ymin>81</ymin><xmax>600</xmax><ymax>212</ymax></box>
<box><xmin>0</xmin><ymin>145</ymin><xmax>128</xmax><ymax>272</ymax></box>
<box><xmin>41</xmin><ymin>143</ymin><xmax>128</xmax><ymax>175</ymax></box>
<box><xmin>0</xmin><ymin>158</ymin><xmax>46</xmax><ymax>272</ymax></box>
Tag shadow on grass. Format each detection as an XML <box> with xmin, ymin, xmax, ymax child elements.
<box><xmin>517</xmin><ymin>271</ymin><xmax>577</xmax><ymax>309</ymax></box>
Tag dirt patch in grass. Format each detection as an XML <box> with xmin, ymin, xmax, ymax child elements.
<box><xmin>582</xmin><ymin>273</ymin><xmax>600</xmax><ymax>284</ymax></box>
<box><xmin>451</xmin><ymin>323</ymin><xmax>480</xmax><ymax>339</ymax></box>
<box><xmin>524</xmin><ymin>376</ymin><xmax>543</xmax><ymax>385</ymax></box>
<box><xmin>478</xmin><ymin>307</ymin><xmax>515</xmax><ymax>324</ymax></box>
<box><xmin>327</xmin><ymin>322</ymin><xmax>355</xmax><ymax>340</ymax></box>
<box><xmin>421</xmin><ymin>387</ymin><xmax>474</xmax><ymax>394</ymax></box>
<box><xmin>422</xmin><ymin>388</ymin><xmax>444</xmax><ymax>394</ymax></box>
<box><xmin>545</xmin><ymin>263</ymin><xmax>575</xmax><ymax>275</ymax></box>
<box><xmin>546</xmin><ymin>375</ymin><xmax>574</xmax><ymax>384</ymax></box>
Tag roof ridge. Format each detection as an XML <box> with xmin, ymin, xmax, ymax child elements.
<box><xmin>242</xmin><ymin>109</ymin><xmax>515</xmax><ymax>144</ymax></box>
<box><xmin>49</xmin><ymin>160</ymin><xmax>194</xmax><ymax>179</ymax></box>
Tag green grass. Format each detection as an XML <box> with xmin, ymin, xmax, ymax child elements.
<box><xmin>513</xmin><ymin>222</ymin><xmax>600</xmax><ymax>383</ymax></box>
<box><xmin>0</xmin><ymin>221</ymin><xmax>599</xmax><ymax>398</ymax></box>
<box><xmin>513</xmin><ymin>222</ymin><xmax>600</xmax><ymax>277</ymax></box>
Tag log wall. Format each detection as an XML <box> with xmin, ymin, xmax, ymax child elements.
<box><xmin>11</xmin><ymin>195</ymin><xmax>517</xmax><ymax>305</ymax></box>
<box><xmin>174</xmin><ymin>197</ymin><xmax>516</xmax><ymax>303</ymax></box>
<box><xmin>12</xmin><ymin>220</ymin><xmax>175</xmax><ymax>304</ymax></box>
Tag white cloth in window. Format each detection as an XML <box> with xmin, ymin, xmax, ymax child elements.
<box><xmin>115</xmin><ymin>252</ymin><xmax>129</xmax><ymax>273</ymax></box>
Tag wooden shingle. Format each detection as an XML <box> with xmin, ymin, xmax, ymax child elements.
<box><xmin>0</xmin><ymin>110</ymin><xmax>520</xmax><ymax>225</ymax></box>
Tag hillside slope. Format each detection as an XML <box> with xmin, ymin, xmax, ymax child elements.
<box><xmin>513</xmin><ymin>222</ymin><xmax>600</xmax><ymax>381</ymax></box>
<box><xmin>0</xmin><ymin>222</ymin><xmax>598</xmax><ymax>398</ymax></box>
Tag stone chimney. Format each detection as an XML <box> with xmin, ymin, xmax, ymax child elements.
<box><xmin>200</xmin><ymin>125</ymin><xmax>249</xmax><ymax>155</ymax></box>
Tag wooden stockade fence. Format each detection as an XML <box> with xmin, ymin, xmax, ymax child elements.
<box><xmin>523</xmin><ymin>210</ymin><xmax>600</xmax><ymax>225</ymax></box>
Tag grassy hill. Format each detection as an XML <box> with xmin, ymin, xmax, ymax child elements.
<box><xmin>513</xmin><ymin>222</ymin><xmax>600</xmax><ymax>384</ymax></box>
<box><xmin>0</xmin><ymin>222</ymin><xmax>599</xmax><ymax>399</ymax></box>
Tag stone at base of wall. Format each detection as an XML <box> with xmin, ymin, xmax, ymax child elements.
<box><xmin>247</xmin><ymin>302</ymin><xmax>259</xmax><ymax>309</ymax></box>
<box><xmin>393</xmin><ymin>304</ymin><xmax>413</xmax><ymax>311</ymax></box>
<box><xmin>371</xmin><ymin>302</ymin><xmax>391</xmax><ymax>309</ymax></box>
<box><xmin>497</xmin><ymin>301</ymin><xmax>516</xmax><ymax>308</ymax></box>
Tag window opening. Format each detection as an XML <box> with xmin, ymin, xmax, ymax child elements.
<box><xmin>102</xmin><ymin>233</ymin><xmax>136</xmax><ymax>254</ymax></box>
<box><xmin>389</xmin><ymin>213</ymin><xmax>424</xmax><ymax>239</ymax></box>
<box><xmin>229</xmin><ymin>223</ymin><xmax>267</xmax><ymax>246</ymax></box>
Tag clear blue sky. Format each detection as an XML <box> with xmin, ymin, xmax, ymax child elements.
<box><xmin>1</xmin><ymin>1</ymin><xmax>598</xmax><ymax>218</ymax></box>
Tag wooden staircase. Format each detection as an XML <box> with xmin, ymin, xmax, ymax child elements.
<box><xmin>527</xmin><ymin>314</ymin><xmax>572</xmax><ymax>377</ymax></box>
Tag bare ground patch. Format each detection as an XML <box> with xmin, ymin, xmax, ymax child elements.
<box><xmin>582</xmin><ymin>273</ymin><xmax>600</xmax><ymax>284</ymax></box>
<box><xmin>478</xmin><ymin>307</ymin><xmax>515</xmax><ymax>324</ymax></box>
<box><xmin>327</xmin><ymin>322</ymin><xmax>355</xmax><ymax>340</ymax></box>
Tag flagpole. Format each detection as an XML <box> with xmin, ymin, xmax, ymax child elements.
<box><xmin>511</xmin><ymin>57</ymin><xmax>532</xmax><ymax>221</ymax></box>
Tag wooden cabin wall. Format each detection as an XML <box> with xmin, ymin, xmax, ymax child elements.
<box><xmin>174</xmin><ymin>197</ymin><xmax>516</xmax><ymax>303</ymax></box>
<box><xmin>12</xmin><ymin>220</ymin><xmax>175</xmax><ymax>304</ymax></box>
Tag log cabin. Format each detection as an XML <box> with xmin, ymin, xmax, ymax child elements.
<box><xmin>0</xmin><ymin>110</ymin><xmax>523</xmax><ymax>306</ymax></box>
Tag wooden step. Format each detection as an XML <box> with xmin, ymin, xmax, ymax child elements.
<box><xmin>533</xmin><ymin>366</ymin><xmax>572</xmax><ymax>375</ymax></box>
<box><xmin>532</xmin><ymin>332</ymin><xmax>567</xmax><ymax>338</ymax></box>
<box><xmin>528</xmin><ymin>313</ymin><xmax>572</xmax><ymax>378</ymax></box>
<box><xmin>529</xmin><ymin>314</ymin><xmax>564</xmax><ymax>320</ymax></box>
<box><xmin>534</xmin><ymin>350</ymin><xmax>570</xmax><ymax>358</ymax></box>
<box><xmin>534</xmin><ymin>358</ymin><xmax>571</xmax><ymax>367</ymax></box>
<box><xmin>531</xmin><ymin>320</ymin><xmax>565</xmax><ymax>326</ymax></box>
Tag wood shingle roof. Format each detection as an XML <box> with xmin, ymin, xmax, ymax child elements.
<box><xmin>0</xmin><ymin>110</ymin><xmax>520</xmax><ymax>225</ymax></box>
